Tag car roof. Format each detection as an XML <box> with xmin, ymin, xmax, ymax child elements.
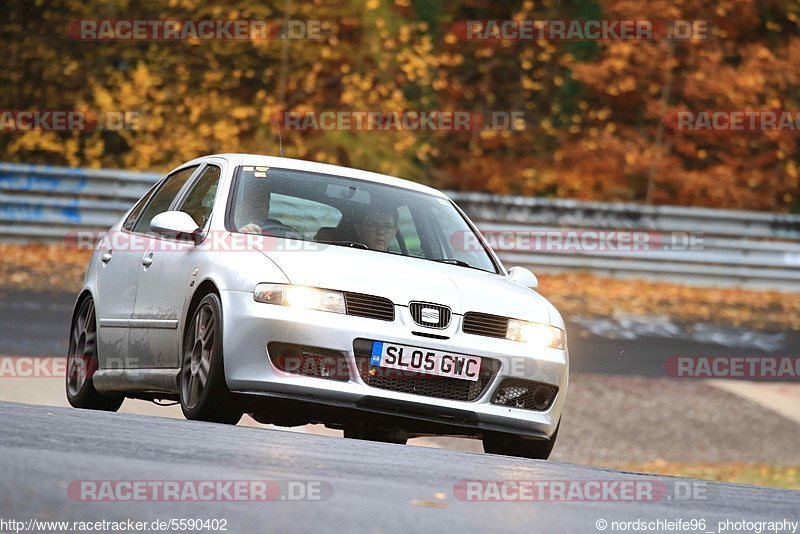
<box><xmin>185</xmin><ymin>153</ymin><xmax>448</xmax><ymax>198</ymax></box>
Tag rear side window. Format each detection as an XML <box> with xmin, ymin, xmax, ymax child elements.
<box><xmin>132</xmin><ymin>165</ymin><xmax>198</xmax><ymax>234</ymax></box>
<box><xmin>177</xmin><ymin>165</ymin><xmax>221</xmax><ymax>228</ymax></box>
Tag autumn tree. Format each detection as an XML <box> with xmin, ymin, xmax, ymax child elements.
<box><xmin>1</xmin><ymin>0</ymin><xmax>798</xmax><ymax>212</ymax></box>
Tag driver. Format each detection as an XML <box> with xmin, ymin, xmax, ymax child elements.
<box><xmin>238</xmin><ymin>190</ymin><xmax>286</xmax><ymax>234</ymax></box>
<box><xmin>355</xmin><ymin>205</ymin><xmax>398</xmax><ymax>251</ymax></box>
<box><xmin>236</xmin><ymin>175</ymin><xmax>297</xmax><ymax>236</ymax></box>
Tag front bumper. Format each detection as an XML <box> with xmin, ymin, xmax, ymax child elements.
<box><xmin>221</xmin><ymin>290</ymin><xmax>568</xmax><ymax>439</ymax></box>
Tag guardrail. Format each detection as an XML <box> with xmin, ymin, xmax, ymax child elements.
<box><xmin>451</xmin><ymin>193</ymin><xmax>800</xmax><ymax>291</ymax></box>
<box><xmin>0</xmin><ymin>163</ymin><xmax>160</xmax><ymax>240</ymax></box>
<box><xmin>2</xmin><ymin>162</ymin><xmax>799</xmax><ymax>291</ymax></box>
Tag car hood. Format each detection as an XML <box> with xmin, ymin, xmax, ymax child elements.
<box><xmin>238</xmin><ymin>235</ymin><xmax>552</xmax><ymax>323</ymax></box>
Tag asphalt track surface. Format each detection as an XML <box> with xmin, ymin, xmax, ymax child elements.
<box><xmin>1</xmin><ymin>402</ymin><xmax>799</xmax><ymax>534</ymax></box>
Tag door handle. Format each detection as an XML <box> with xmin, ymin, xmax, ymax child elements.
<box><xmin>101</xmin><ymin>251</ymin><xmax>112</xmax><ymax>263</ymax></box>
<box><xmin>141</xmin><ymin>253</ymin><xmax>153</xmax><ymax>267</ymax></box>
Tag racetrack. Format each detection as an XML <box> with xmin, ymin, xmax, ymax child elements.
<box><xmin>1</xmin><ymin>401</ymin><xmax>798</xmax><ymax>533</ymax></box>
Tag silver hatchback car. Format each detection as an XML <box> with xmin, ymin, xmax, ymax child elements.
<box><xmin>66</xmin><ymin>154</ymin><xmax>568</xmax><ymax>459</ymax></box>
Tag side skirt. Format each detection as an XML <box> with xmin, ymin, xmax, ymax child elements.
<box><xmin>93</xmin><ymin>368</ymin><xmax>180</xmax><ymax>396</ymax></box>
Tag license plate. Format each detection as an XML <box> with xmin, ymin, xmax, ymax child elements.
<box><xmin>370</xmin><ymin>341</ymin><xmax>481</xmax><ymax>382</ymax></box>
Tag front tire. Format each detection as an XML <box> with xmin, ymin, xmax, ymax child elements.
<box><xmin>482</xmin><ymin>423</ymin><xmax>559</xmax><ymax>460</ymax></box>
<box><xmin>180</xmin><ymin>293</ymin><xmax>242</xmax><ymax>424</ymax></box>
<box><xmin>65</xmin><ymin>298</ymin><xmax>123</xmax><ymax>411</ymax></box>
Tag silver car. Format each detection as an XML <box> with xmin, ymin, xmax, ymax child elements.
<box><xmin>66</xmin><ymin>154</ymin><xmax>568</xmax><ymax>459</ymax></box>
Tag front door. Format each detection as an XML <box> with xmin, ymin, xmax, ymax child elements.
<box><xmin>130</xmin><ymin>164</ymin><xmax>221</xmax><ymax>368</ymax></box>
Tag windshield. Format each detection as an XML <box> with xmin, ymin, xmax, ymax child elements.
<box><xmin>228</xmin><ymin>166</ymin><xmax>498</xmax><ymax>273</ymax></box>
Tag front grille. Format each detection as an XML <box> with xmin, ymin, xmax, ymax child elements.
<box><xmin>491</xmin><ymin>378</ymin><xmax>558</xmax><ymax>411</ymax></box>
<box><xmin>353</xmin><ymin>339</ymin><xmax>499</xmax><ymax>402</ymax></box>
<box><xmin>344</xmin><ymin>292</ymin><xmax>395</xmax><ymax>321</ymax></box>
<box><xmin>267</xmin><ymin>343</ymin><xmax>350</xmax><ymax>381</ymax></box>
<box><xmin>409</xmin><ymin>302</ymin><xmax>452</xmax><ymax>329</ymax></box>
<box><xmin>462</xmin><ymin>312</ymin><xmax>509</xmax><ymax>338</ymax></box>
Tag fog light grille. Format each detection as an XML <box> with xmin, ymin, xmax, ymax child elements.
<box><xmin>491</xmin><ymin>379</ymin><xmax>558</xmax><ymax>411</ymax></box>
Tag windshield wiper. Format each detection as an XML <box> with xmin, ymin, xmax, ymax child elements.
<box><xmin>320</xmin><ymin>240</ymin><xmax>369</xmax><ymax>249</ymax></box>
<box><xmin>432</xmin><ymin>258</ymin><xmax>489</xmax><ymax>272</ymax></box>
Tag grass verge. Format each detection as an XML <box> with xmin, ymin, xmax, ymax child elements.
<box><xmin>613</xmin><ymin>461</ymin><xmax>800</xmax><ymax>490</ymax></box>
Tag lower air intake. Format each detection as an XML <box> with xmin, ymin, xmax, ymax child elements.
<box><xmin>491</xmin><ymin>378</ymin><xmax>558</xmax><ymax>411</ymax></box>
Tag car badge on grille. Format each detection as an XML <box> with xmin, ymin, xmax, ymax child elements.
<box><xmin>420</xmin><ymin>307</ymin><xmax>440</xmax><ymax>324</ymax></box>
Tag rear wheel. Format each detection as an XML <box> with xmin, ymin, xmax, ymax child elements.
<box><xmin>65</xmin><ymin>298</ymin><xmax>123</xmax><ymax>411</ymax></box>
<box><xmin>180</xmin><ymin>293</ymin><xmax>242</xmax><ymax>424</ymax></box>
<box><xmin>482</xmin><ymin>423</ymin><xmax>559</xmax><ymax>460</ymax></box>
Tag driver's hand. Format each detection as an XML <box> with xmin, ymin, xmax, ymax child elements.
<box><xmin>239</xmin><ymin>223</ymin><xmax>262</xmax><ymax>234</ymax></box>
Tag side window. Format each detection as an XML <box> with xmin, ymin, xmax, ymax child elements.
<box><xmin>122</xmin><ymin>185</ymin><xmax>157</xmax><ymax>231</ymax></box>
<box><xmin>177</xmin><ymin>165</ymin><xmax>221</xmax><ymax>228</ymax></box>
<box><xmin>132</xmin><ymin>165</ymin><xmax>198</xmax><ymax>234</ymax></box>
<box><xmin>391</xmin><ymin>205</ymin><xmax>423</xmax><ymax>256</ymax></box>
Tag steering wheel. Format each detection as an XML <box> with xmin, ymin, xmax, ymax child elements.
<box><xmin>261</xmin><ymin>221</ymin><xmax>304</xmax><ymax>241</ymax></box>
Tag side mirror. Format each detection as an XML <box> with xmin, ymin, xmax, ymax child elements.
<box><xmin>150</xmin><ymin>211</ymin><xmax>203</xmax><ymax>244</ymax></box>
<box><xmin>508</xmin><ymin>266</ymin><xmax>538</xmax><ymax>290</ymax></box>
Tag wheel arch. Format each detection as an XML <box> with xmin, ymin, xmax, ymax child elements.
<box><xmin>69</xmin><ymin>289</ymin><xmax>95</xmax><ymax>343</ymax></box>
<box><xmin>182</xmin><ymin>279</ymin><xmax>221</xmax><ymax>346</ymax></box>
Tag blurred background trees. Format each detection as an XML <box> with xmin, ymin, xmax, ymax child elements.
<box><xmin>2</xmin><ymin>0</ymin><xmax>799</xmax><ymax>212</ymax></box>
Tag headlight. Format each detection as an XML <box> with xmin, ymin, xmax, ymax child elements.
<box><xmin>254</xmin><ymin>284</ymin><xmax>346</xmax><ymax>314</ymax></box>
<box><xmin>506</xmin><ymin>319</ymin><xmax>566</xmax><ymax>349</ymax></box>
